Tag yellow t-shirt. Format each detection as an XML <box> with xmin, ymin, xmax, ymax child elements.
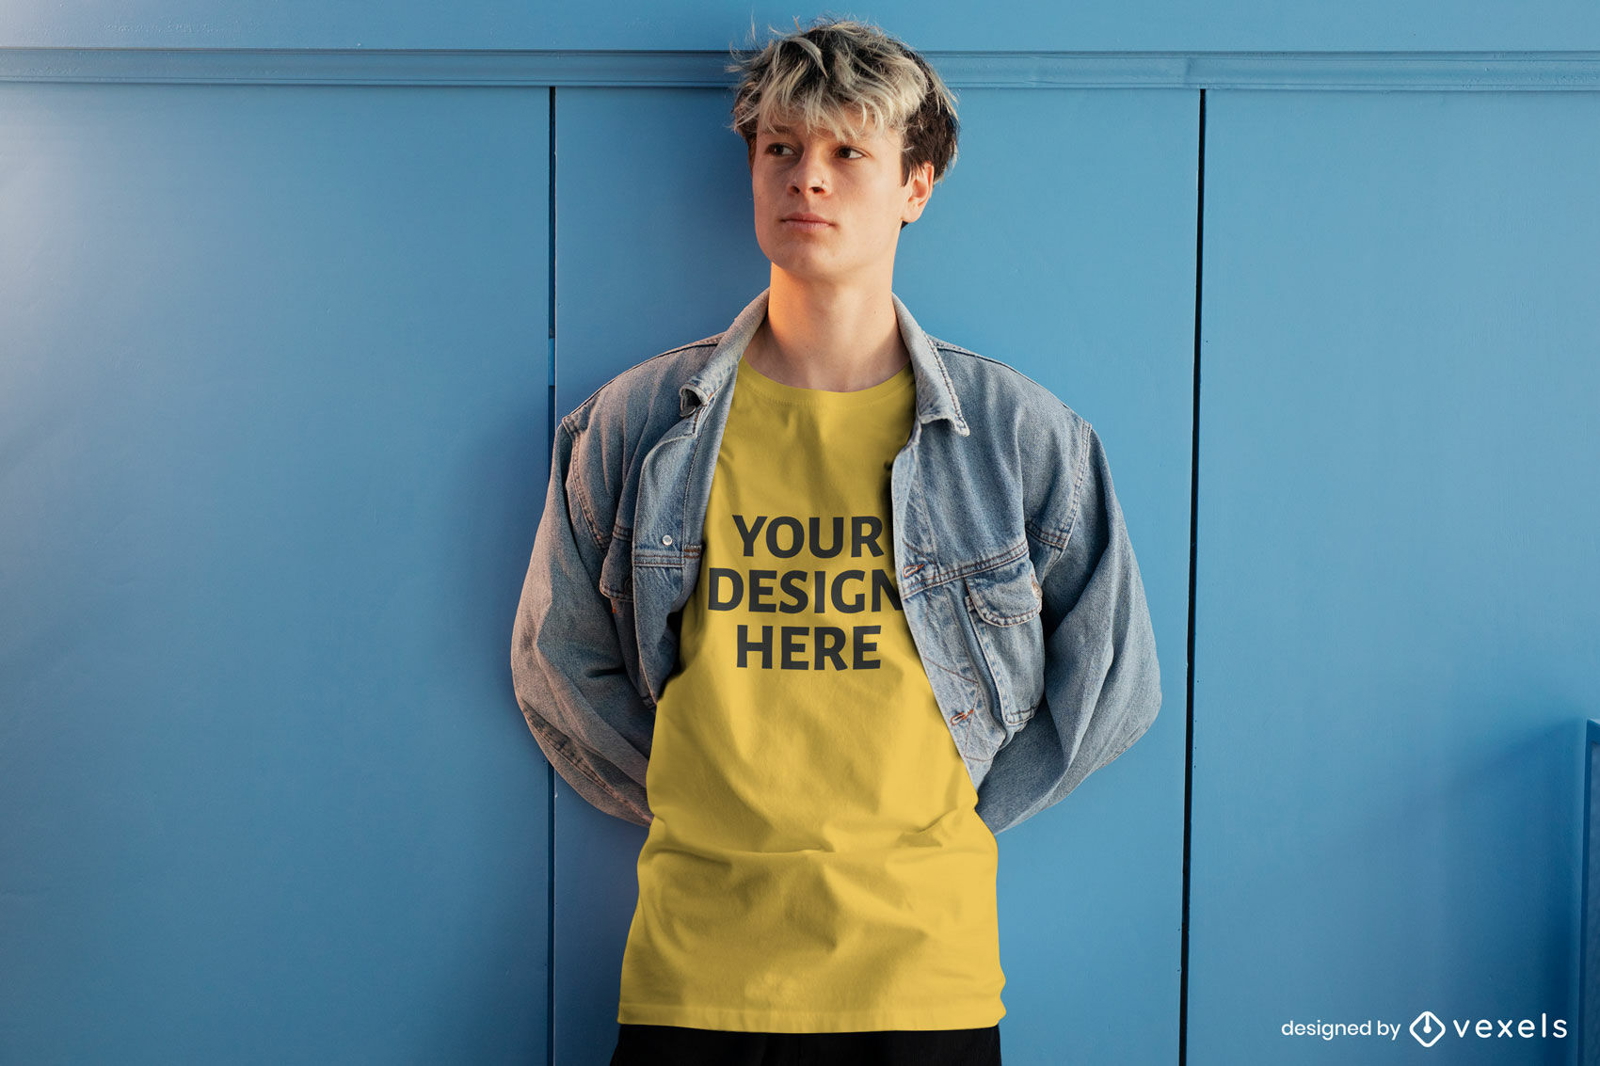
<box><xmin>616</xmin><ymin>351</ymin><xmax>1006</xmax><ymax>1033</ymax></box>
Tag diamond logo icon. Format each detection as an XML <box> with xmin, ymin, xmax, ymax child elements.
<box><xmin>1410</xmin><ymin>1010</ymin><xmax>1445</xmax><ymax>1047</ymax></box>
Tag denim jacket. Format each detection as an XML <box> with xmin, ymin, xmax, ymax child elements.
<box><xmin>511</xmin><ymin>288</ymin><xmax>1161</xmax><ymax>835</ymax></box>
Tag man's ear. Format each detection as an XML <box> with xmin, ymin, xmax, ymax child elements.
<box><xmin>901</xmin><ymin>160</ymin><xmax>935</xmax><ymax>225</ymax></box>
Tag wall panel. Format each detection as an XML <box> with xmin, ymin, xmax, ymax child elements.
<box><xmin>551</xmin><ymin>84</ymin><xmax>1193</xmax><ymax>1066</ymax></box>
<box><xmin>0</xmin><ymin>82</ymin><xmax>552</xmax><ymax>1065</ymax></box>
<box><xmin>1191</xmin><ymin>88</ymin><xmax>1600</xmax><ymax>1065</ymax></box>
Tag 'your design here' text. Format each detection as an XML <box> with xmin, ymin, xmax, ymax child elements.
<box><xmin>708</xmin><ymin>514</ymin><xmax>904</xmax><ymax>671</ymax></box>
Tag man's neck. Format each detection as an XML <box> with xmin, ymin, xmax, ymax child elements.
<box><xmin>743</xmin><ymin>269</ymin><xmax>910</xmax><ymax>392</ymax></box>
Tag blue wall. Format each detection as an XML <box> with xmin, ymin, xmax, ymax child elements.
<box><xmin>2</xmin><ymin>8</ymin><xmax>1597</xmax><ymax>1066</ymax></box>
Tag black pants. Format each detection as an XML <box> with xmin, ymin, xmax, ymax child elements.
<box><xmin>608</xmin><ymin>1023</ymin><xmax>1002</xmax><ymax>1066</ymax></box>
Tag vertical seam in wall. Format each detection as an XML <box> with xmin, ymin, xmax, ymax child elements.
<box><xmin>545</xmin><ymin>83</ymin><xmax>558</xmax><ymax>1066</ymax></box>
<box><xmin>1181</xmin><ymin>86</ymin><xmax>1206</xmax><ymax>1066</ymax></box>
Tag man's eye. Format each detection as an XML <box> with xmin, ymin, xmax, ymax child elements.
<box><xmin>761</xmin><ymin>143</ymin><xmax>860</xmax><ymax>159</ymax></box>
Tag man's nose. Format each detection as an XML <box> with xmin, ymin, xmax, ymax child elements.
<box><xmin>789</xmin><ymin>151</ymin><xmax>830</xmax><ymax>193</ymax></box>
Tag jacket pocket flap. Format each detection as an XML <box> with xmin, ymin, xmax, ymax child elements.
<box><xmin>598</xmin><ymin>535</ymin><xmax>633</xmax><ymax>600</ymax></box>
<box><xmin>964</xmin><ymin>559</ymin><xmax>1042</xmax><ymax>626</ymax></box>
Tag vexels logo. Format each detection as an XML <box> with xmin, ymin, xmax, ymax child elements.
<box><xmin>1409</xmin><ymin>1011</ymin><xmax>1444</xmax><ymax>1047</ymax></box>
<box><xmin>1408</xmin><ymin>1010</ymin><xmax>1567</xmax><ymax>1047</ymax></box>
<box><xmin>1282</xmin><ymin>1010</ymin><xmax>1568</xmax><ymax>1046</ymax></box>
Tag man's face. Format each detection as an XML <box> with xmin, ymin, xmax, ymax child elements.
<box><xmin>749</xmin><ymin>114</ymin><xmax>934</xmax><ymax>287</ymax></box>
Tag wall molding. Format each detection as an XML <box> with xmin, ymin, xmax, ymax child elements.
<box><xmin>2</xmin><ymin>47</ymin><xmax>1600</xmax><ymax>90</ymax></box>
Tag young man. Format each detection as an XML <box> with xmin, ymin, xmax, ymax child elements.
<box><xmin>510</xmin><ymin>17</ymin><xmax>1162</xmax><ymax>1065</ymax></box>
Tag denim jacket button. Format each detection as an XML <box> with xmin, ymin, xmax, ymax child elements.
<box><xmin>661</xmin><ymin>535</ymin><xmax>673</xmax><ymax>546</ymax></box>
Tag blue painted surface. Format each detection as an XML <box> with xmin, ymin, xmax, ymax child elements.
<box><xmin>0</xmin><ymin>82</ymin><xmax>552</xmax><ymax>1063</ymax></box>
<box><xmin>8</xmin><ymin>49</ymin><xmax>1600</xmax><ymax>93</ymax></box>
<box><xmin>1191</xmin><ymin>88</ymin><xmax>1599</xmax><ymax>1065</ymax></box>
<box><xmin>3</xmin><ymin>0</ymin><xmax>1600</xmax><ymax>53</ymax></box>
<box><xmin>2</xmin><ymin>21</ymin><xmax>1596</xmax><ymax>1066</ymax></box>
<box><xmin>1584</xmin><ymin>721</ymin><xmax>1600</xmax><ymax>1065</ymax></box>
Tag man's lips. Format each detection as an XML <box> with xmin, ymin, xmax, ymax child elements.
<box><xmin>782</xmin><ymin>214</ymin><xmax>832</xmax><ymax>230</ymax></box>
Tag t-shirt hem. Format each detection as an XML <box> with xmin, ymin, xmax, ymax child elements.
<box><xmin>617</xmin><ymin>1000</ymin><xmax>1005</xmax><ymax>1032</ymax></box>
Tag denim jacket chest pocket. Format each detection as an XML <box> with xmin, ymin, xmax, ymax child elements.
<box><xmin>961</xmin><ymin>555</ymin><xmax>1047</xmax><ymax>727</ymax></box>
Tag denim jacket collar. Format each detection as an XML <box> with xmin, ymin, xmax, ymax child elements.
<box><xmin>678</xmin><ymin>287</ymin><xmax>971</xmax><ymax>437</ymax></box>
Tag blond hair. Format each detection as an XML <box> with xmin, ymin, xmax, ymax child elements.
<box><xmin>728</xmin><ymin>16</ymin><xmax>960</xmax><ymax>186</ymax></box>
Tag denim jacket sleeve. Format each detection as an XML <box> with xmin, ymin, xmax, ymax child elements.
<box><xmin>976</xmin><ymin>421</ymin><xmax>1162</xmax><ymax>834</ymax></box>
<box><xmin>510</xmin><ymin>418</ymin><xmax>654</xmax><ymax>828</ymax></box>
